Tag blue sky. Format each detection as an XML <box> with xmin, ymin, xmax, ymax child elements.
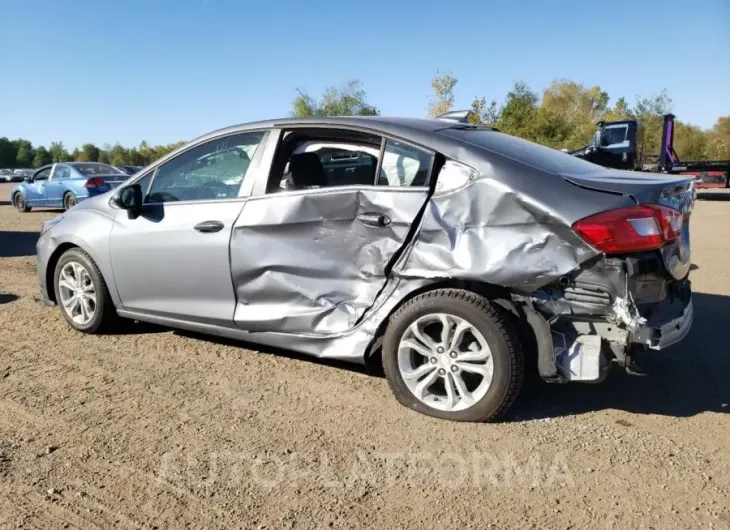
<box><xmin>1</xmin><ymin>0</ymin><xmax>728</xmax><ymax>149</ymax></box>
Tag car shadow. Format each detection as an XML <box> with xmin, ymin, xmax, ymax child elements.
<box><xmin>0</xmin><ymin>201</ymin><xmax>11</xmax><ymax>207</ymax></box>
<box><xmin>95</xmin><ymin>291</ymin><xmax>729</xmax><ymax>420</ymax></box>
<box><xmin>0</xmin><ymin>294</ymin><xmax>19</xmax><ymax>304</ymax></box>
<box><xmin>513</xmin><ymin>291</ymin><xmax>730</xmax><ymax>421</ymax></box>
<box><xmin>173</xmin><ymin>330</ymin><xmax>373</xmax><ymax>377</ymax></box>
<box><xmin>697</xmin><ymin>192</ymin><xmax>730</xmax><ymax>201</ymax></box>
<box><xmin>173</xmin><ymin>291</ymin><xmax>730</xmax><ymax>420</ymax></box>
<box><xmin>0</xmin><ymin>231</ymin><xmax>39</xmax><ymax>257</ymax></box>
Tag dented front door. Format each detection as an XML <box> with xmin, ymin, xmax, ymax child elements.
<box><xmin>230</xmin><ymin>186</ymin><xmax>429</xmax><ymax>334</ymax></box>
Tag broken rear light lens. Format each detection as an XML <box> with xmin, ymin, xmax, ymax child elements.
<box><xmin>573</xmin><ymin>205</ymin><xmax>682</xmax><ymax>253</ymax></box>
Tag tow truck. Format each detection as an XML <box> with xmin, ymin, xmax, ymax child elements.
<box><xmin>570</xmin><ymin>113</ymin><xmax>729</xmax><ymax>188</ymax></box>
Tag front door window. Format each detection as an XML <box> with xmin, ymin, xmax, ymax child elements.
<box><xmin>147</xmin><ymin>132</ymin><xmax>265</xmax><ymax>203</ymax></box>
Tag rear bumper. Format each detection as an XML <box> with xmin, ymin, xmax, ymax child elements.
<box><xmin>632</xmin><ymin>280</ymin><xmax>693</xmax><ymax>350</ymax></box>
<box><xmin>644</xmin><ymin>297</ymin><xmax>693</xmax><ymax>349</ymax></box>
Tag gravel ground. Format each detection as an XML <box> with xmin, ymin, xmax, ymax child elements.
<box><xmin>1</xmin><ymin>182</ymin><xmax>729</xmax><ymax>529</ymax></box>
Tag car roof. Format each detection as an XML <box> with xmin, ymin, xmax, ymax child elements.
<box><xmin>190</xmin><ymin>116</ymin><xmax>495</xmax><ymax>157</ymax></box>
<box><xmin>213</xmin><ymin>116</ymin><xmax>460</xmax><ymax>135</ymax></box>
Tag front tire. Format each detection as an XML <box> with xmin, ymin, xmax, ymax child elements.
<box><xmin>53</xmin><ymin>248</ymin><xmax>118</xmax><ymax>334</ymax></box>
<box><xmin>13</xmin><ymin>193</ymin><xmax>31</xmax><ymax>212</ymax></box>
<box><xmin>382</xmin><ymin>289</ymin><xmax>524</xmax><ymax>422</ymax></box>
<box><xmin>63</xmin><ymin>192</ymin><xmax>77</xmax><ymax>211</ymax></box>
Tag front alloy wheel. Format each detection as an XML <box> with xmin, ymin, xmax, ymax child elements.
<box><xmin>53</xmin><ymin>248</ymin><xmax>118</xmax><ymax>333</ymax></box>
<box><xmin>14</xmin><ymin>193</ymin><xmax>31</xmax><ymax>212</ymax></box>
<box><xmin>58</xmin><ymin>261</ymin><xmax>97</xmax><ymax>325</ymax></box>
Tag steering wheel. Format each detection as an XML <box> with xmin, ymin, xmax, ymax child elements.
<box><xmin>198</xmin><ymin>181</ymin><xmax>233</xmax><ymax>200</ymax></box>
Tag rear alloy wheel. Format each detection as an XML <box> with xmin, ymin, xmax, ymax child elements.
<box><xmin>382</xmin><ymin>289</ymin><xmax>524</xmax><ymax>422</ymax></box>
<box><xmin>13</xmin><ymin>193</ymin><xmax>31</xmax><ymax>212</ymax></box>
<box><xmin>54</xmin><ymin>248</ymin><xmax>117</xmax><ymax>333</ymax></box>
<box><xmin>63</xmin><ymin>193</ymin><xmax>77</xmax><ymax>211</ymax></box>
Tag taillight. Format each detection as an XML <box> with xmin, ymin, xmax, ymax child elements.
<box><xmin>84</xmin><ymin>177</ymin><xmax>105</xmax><ymax>188</ymax></box>
<box><xmin>573</xmin><ymin>204</ymin><xmax>683</xmax><ymax>253</ymax></box>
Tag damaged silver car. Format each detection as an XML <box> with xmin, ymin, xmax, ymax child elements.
<box><xmin>36</xmin><ymin>112</ymin><xmax>694</xmax><ymax>422</ymax></box>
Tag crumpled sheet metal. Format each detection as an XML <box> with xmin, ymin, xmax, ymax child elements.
<box><xmin>396</xmin><ymin>176</ymin><xmax>599</xmax><ymax>292</ymax></box>
<box><xmin>230</xmin><ymin>187</ymin><xmax>428</xmax><ymax>335</ymax></box>
<box><xmin>241</xmin><ymin>277</ymin><xmax>432</xmax><ymax>363</ymax></box>
<box><xmin>230</xmin><ymin>161</ymin><xmax>619</xmax><ymax>362</ymax></box>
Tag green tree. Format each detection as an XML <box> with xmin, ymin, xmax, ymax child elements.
<box><xmin>633</xmin><ymin>90</ymin><xmax>673</xmax><ymax>156</ymax></box>
<box><xmin>14</xmin><ymin>139</ymin><xmax>34</xmax><ymax>167</ymax></box>
<box><xmin>98</xmin><ymin>145</ymin><xmax>111</xmax><ymax>164</ymax></box>
<box><xmin>428</xmin><ymin>71</ymin><xmax>457</xmax><ymax>118</ymax></box>
<box><xmin>33</xmin><ymin>146</ymin><xmax>52</xmax><ymax>167</ymax></box>
<box><xmin>108</xmin><ymin>144</ymin><xmax>129</xmax><ymax>166</ymax></box>
<box><xmin>499</xmin><ymin>81</ymin><xmax>539</xmax><ymax>140</ymax></box>
<box><xmin>707</xmin><ymin>116</ymin><xmax>730</xmax><ymax>160</ymax></box>
<box><xmin>469</xmin><ymin>96</ymin><xmax>500</xmax><ymax>125</ymax></box>
<box><xmin>673</xmin><ymin>122</ymin><xmax>708</xmax><ymax>160</ymax></box>
<box><xmin>0</xmin><ymin>137</ymin><xmax>18</xmax><ymax>167</ymax></box>
<box><xmin>49</xmin><ymin>142</ymin><xmax>73</xmax><ymax>163</ymax></box>
<box><xmin>75</xmin><ymin>143</ymin><xmax>100</xmax><ymax>162</ymax></box>
<box><xmin>291</xmin><ymin>79</ymin><xmax>379</xmax><ymax>117</ymax></box>
<box><xmin>539</xmin><ymin>80</ymin><xmax>609</xmax><ymax>149</ymax></box>
<box><xmin>602</xmin><ymin>97</ymin><xmax>633</xmax><ymax>122</ymax></box>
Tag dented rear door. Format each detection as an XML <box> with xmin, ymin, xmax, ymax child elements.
<box><xmin>230</xmin><ymin>186</ymin><xmax>430</xmax><ymax>334</ymax></box>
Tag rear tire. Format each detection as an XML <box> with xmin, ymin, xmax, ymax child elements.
<box><xmin>382</xmin><ymin>289</ymin><xmax>524</xmax><ymax>422</ymax></box>
<box><xmin>53</xmin><ymin>248</ymin><xmax>118</xmax><ymax>334</ymax></box>
<box><xmin>63</xmin><ymin>192</ymin><xmax>77</xmax><ymax>211</ymax></box>
<box><xmin>13</xmin><ymin>193</ymin><xmax>31</xmax><ymax>212</ymax></box>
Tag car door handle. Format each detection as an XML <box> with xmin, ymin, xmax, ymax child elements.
<box><xmin>194</xmin><ymin>220</ymin><xmax>225</xmax><ymax>233</ymax></box>
<box><xmin>356</xmin><ymin>212</ymin><xmax>391</xmax><ymax>227</ymax></box>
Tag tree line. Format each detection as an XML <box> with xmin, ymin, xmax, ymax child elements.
<box><xmin>0</xmin><ymin>138</ymin><xmax>186</xmax><ymax>169</ymax></box>
<box><xmin>292</xmin><ymin>76</ymin><xmax>730</xmax><ymax>162</ymax></box>
<box><xmin>2</xmin><ymin>76</ymin><xmax>728</xmax><ymax>170</ymax></box>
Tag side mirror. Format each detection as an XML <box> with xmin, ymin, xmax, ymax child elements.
<box><xmin>117</xmin><ymin>183</ymin><xmax>143</xmax><ymax>219</ymax></box>
<box><xmin>23</xmin><ymin>176</ymin><xmax>31</xmax><ymax>182</ymax></box>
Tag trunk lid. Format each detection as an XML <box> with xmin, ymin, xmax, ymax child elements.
<box><xmin>565</xmin><ymin>171</ymin><xmax>694</xmax><ymax>280</ymax></box>
<box><xmin>90</xmin><ymin>174</ymin><xmax>129</xmax><ymax>189</ymax></box>
<box><xmin>562</xmin><ymin>170</ymin><xmax>694</xmax><ymax>205</ymax></box>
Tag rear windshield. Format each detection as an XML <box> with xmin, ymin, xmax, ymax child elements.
<box><xmin>442</xmin><ymin>128</ymin><xmax>605</xmax><ymax>175</ymax></box>
<box><xmin>73</xmin><ymin>163</ymin><xmax>124</xmax><ymax>176</ymax></box>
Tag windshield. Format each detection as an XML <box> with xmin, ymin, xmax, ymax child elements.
<box><xmin>442</xmin><ymin>128</ymin><xmax>606</xmax><ymax>175</ymax></box>
<box><xmin>73</xmin><ymin>163</ymin><xmax>124</xmax><ymax>176</ymax></box>
<box><xmin>600</xmin><ymin>125</ymin><xmax>628</xmax><ymax>147</ymax></box>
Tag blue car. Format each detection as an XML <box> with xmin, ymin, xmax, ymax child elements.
<box><xmin>11</xmin><ymin>162</ymin><xmax>128</xmax><ymax>212</ymax></box>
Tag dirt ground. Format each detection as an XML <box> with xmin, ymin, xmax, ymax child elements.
<box><xmin>0</xmin><ymin>182</ymin><xmax>729</xmax><ymax>529</ymax></box>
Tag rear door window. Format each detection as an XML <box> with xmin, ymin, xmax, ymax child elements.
<box><xmin>269</xmin><ymin>131</ymin><xmax>433</xmax><ymax>192</ymax></box>
<box><xmin>52</xmin><ymin>166</ymin><xmax>70</xmax><ymax>180</ymax></box>
<box><xmin>377</xmin><ymin>139</ymin><xmax>433</xmax><ymax>187</ymax></box>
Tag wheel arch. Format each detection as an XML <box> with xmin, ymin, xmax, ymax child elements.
<box><xmin>363</xmin><ymin>278</ymin><xmax>552</xmax><ymax>381</ymax></box>
<box><xmin>45</xmin><ymin>243</ymin><xmax>80</xmax><ymax>304</ymax></box>
<box><xmin>45</xmin><ymin>242</ymin><xmax>117</xmax><ymax>308</ymax></box>
<box><xmin>11</xmin><ymin>189</ymin><xmax>26</xmax><ymax>203</ymax></box>
<box><xmin>363</xmin><ymin>278</ymin><xmax>512</xmax><ymax>372</ymax></box>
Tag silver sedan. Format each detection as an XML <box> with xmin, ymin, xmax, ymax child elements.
<box><xmin>36</xmin><ymin>114</ymin><xmax>694</xmax><ymax>422</ymax></box>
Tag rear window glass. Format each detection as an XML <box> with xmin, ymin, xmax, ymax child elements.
<box><xmin>441</xmin><ymin>129</ymin><xmax>604</xmax><ymax>175</ymax></box>
<box><xmin>73</xmin><ymin>163</ymin><xmax>124</xmax><ymax>176</ymax></box>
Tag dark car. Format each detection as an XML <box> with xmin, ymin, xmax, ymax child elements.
<box><xmin>35</xmin><ymin>112</ymin><xmax>694</xmax><ymax>422</ymax></box>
